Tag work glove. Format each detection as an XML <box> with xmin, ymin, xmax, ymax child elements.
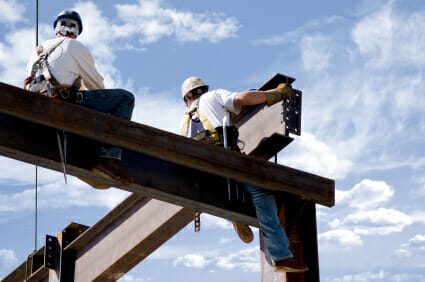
<box><xmin>265</xmin><ymin>83</ymin><xmax>293</xmax><ymax>107</ymax></box>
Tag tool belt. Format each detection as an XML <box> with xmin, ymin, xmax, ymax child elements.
<box><xmin>34</xmin><ymin>79</ymin><xmax>83</xmax><ymax>104</ymax></box>
<box><xmin>50</xmin><ymin>87</ymin><xmax>84</xmax><ymax>104</ymax></box>
<box><xmin>193</xmin><ymin>126</ymin><xmax>240</xmax><ymax>152</ymax></box>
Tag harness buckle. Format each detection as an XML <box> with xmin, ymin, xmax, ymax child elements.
<box><xmin>58</xmin><ymin>88</ymin><xmax>71</xmax><ymax>100</ymax></box>
<box><xmin>75</xmin><ymin>91</ymin><xmax>84</xmax><ymax>104</ymax></box>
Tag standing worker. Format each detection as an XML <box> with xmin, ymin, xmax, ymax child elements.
<box><xmin>180</xmin><ymin>76</ymin><xmax>308</xmax><ymax>273</ymax></box>
<box><xmin>24</xmin><ymin>10</ymin><xmax>135</xmax><ymax>188</ymax></box>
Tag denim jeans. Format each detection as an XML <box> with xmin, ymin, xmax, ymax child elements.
<box><xmin>79</xmin><ymin>88</ymin><xmax>135</xmax><ymax>159</ymax></box>
<box><xmin>242</xmin><ymin>183</ymin><xmax>293</xmax><ymax>261</ymax></box>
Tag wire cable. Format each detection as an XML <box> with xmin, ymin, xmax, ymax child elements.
<box><xmin>34</xmin><ymin>0</ymin><xmax>39</xmax><ymax>252</ymax></box>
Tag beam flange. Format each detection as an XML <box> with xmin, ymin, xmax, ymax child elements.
<box><xmin>0</xmin><ymin>83</ymin><xmax>334</xmax><ymax>207</ymax></box>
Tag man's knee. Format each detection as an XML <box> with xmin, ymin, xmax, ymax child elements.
<box><xmin>116</xmin><ymin>89</ymin><xmax>135</xmax><ymax>107</ymax></box>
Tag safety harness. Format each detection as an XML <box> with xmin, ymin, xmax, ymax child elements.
<box><xmin>27</xmin><ymin>38</ymin><xmax>83</xmax><ymax>184</ymax></box>
<box><xmin>181</xmin><ymin>99</ymin><xmax>222</xmax><ymax>145</ymax></box>
<box><xmin>28</xmin><ymin>38</ymin><xmax>82</xmax><ymax>102</ymax></box>
<box><xmin>181</xmin><ymin>98</ymin><xmax>244</xmax><ymax>232</ymax></box>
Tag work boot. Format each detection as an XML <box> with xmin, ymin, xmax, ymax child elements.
<box><xmin>91</xmin><ymin>158</ymin><xmax>132</xmax><ymax>184</ymax></box>
<box><xmin>272</xmin><ymin>257</ymin><xmax>309</xmax><ymax>273</ymax></box>
<box><xmin>78</xmin><ymin>176</ymin><xmax>111</xmax><ymax>189</ymax></box>
<box><xmin>272</xmin><ymin>227</ymin><xmax>308</xmax><ymax>272</ymax></box>
<box><xmin>232</xmin><ymin>221</ymin><xmax>254</xmax><ymax>243</ymax></box>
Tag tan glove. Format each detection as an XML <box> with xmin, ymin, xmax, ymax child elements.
<box><xmin>265</xmin><ymin>83</ymin><xmax>293</xmax><ymax>106</ymax></box>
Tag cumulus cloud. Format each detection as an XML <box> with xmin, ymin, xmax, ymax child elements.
<box><xmin>260</xmin><ymin>1</ymin><xmax>425</xmax><ymax>178</ymax></box>
<box><xmin>319</xmin><ymin>228</ymin><xmax>363</xmax><ymax>248</ymax></box>
<box><xmin>120</xmin><ymin>275</ymin><xmax>151</xmax><ymax>282</ymax></box>
<box><xmin>0</xmin><ymin>27</ymin><xmax>44</xmax><ymax>86</ymax></box>
<box><xmin>329</xmin><ymin>270</ymin><xmax>386</xmax><ymax>282</ymax></box>
<box><xmin>113</xmin><ymin>0</ymin><xmax>240</xmax><ymax>44</ymax></box>
<box><xmin>407</xmin><ymin>210</ymin><xmax>425</xmax><ymax>224</ymax></box>
<box><xmin>0</xmin><ymin>249</ymin><xmax>17</xmax><ymax>265</ymax></box>
<box><xmin>130</xmin><ymin>87</ymin><xmax>186</xmax><ymax>132</ymax></box>
<box><xmin>74</xmin><ymin>1</ymin><xmax>125</xmax><ymax>88</ymax></box>
<box><xmin>170</xmin><ymin>247</ymin><xmax>259</xmax><ymax>272</ymax></box>
<box><xmin>352</xmin><ymin>2</ymin><xmax>425</xmax><ymax>68</ymax></box>
<box><xmin>253</xmin><ymin>16</ymin><xmax>343</xmax><ymax>46</ymax></box>
<box><xmin>214</xmin><ymin>247</ymin><xmax>260</xmax><ymax>272</ymax></box>
<box><xmin>0</xmin><ymin>170</ymin><xmax>129</xmax><ymax>213</ymax></box>
<box><xmin>337</xmin><ymin>179</ymin><xmax>394</xmax><ymax>209</ymax></box>
<box><xmin>281</xmin><ymin>131</ymin><xmax>352</xmax><ymax>179</ymax></box>
<box><xmin>342</xmin><ymin>208</ymin><xmax>412</xmax><ymax>235</ymax></box>
<box><xmin>301</xmin><ymin>34</ymin><xmax>332</xmax><ymax>72</ymax></box>
<box><xmin>408</xmin><ymin>234</ymin><xmax>425</xmax><ymax>247</ymax></box>
<box><xmin>173</xmin><ymin>254</ymin><xmax>207</xmax><ymax>269</ymax></box>
<box><xmin>394</xmin><ymin>233</ymin><xmax>425</xmax><ymax>272</ymax></box>
<box><xmin>320</xmin><ymin>179</ymin><xmax>413</xmax><ymax>248</ymax></box>
<box><xmin>0</xmin><ymin>0</ymin><xmax>25</xmax><ymax>24</ymax></box>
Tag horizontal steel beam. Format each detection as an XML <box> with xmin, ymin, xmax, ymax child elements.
<box><xmin>0</xmin><ymin>82</ymin><xmax>334</xmax><ymax>207</ymax></box>
<box><xmin>0</xmin><ymin>114</ymin><xmax>258</xmax><ymax>224</ymax></box>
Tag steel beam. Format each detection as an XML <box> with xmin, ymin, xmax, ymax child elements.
<box><xmin>0</xmin><ymin>82</ymin><xmax>334</xmax><ymax>207</ymax></box>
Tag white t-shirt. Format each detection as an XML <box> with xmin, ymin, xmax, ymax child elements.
<box><xmin>26</xmin><ymin>37</ymin><xmax>104</xmax><ymax>90</ymax></box>
<box><xmin>180</xmin><ymin>89</ymin><xmax>242</xmax><ymax>137</ymax></box>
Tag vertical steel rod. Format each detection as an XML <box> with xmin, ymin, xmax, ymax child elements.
<box><xmin>34</xmin><ymin>0</ymin><xmax>39</xmax><ymax>252</ymax></box>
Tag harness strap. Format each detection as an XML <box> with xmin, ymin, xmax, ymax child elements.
<box><xmin>30</xmin><ymin>37</ymin><xmax>67</xmax><ymax>78</ymax></box>
<box><xmin>181</xmin><ymin>99</ymin><xmax>221</xmax><ymax>145</ymax></box>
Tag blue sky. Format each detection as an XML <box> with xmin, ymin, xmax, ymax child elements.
<box><xmin>0</xmin><ymin>0</ymin><xmax>425</xmax><ymax>281</ymax></box>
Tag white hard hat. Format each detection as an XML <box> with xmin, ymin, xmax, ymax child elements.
<box><xmin>181</xmin><ymin>76</ymin><xmax>209</xmax><ymax>100</ymax></box>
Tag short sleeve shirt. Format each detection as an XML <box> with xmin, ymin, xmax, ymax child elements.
<box><xmin>180</xmin><ymin>89</ymin><xmax>242</xmax><ymax>137</ymax></box>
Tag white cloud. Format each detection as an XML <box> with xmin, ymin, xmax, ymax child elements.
<box><xmin>120</xmin><ymin>275</ymin><xmax>151</xmax><ymax>282</ymax></box>
<box><xmin>199</xmin><ymin>214</ymin><xmax>232</xmax><ymax>230</ymax></box>
<box><xmin>164</xmin><ymin>245</ymin><xmax>260</xmax><ymax>273</ymax></box>
<box><xmin>219</xmin><ymin>238</ymin><xmax>232</xmax><ymax>245</ymax></box>
<box><xmin>320</xmin><ymin>179</ymin><xmax>413</xmax><ymax>250</ymax></box>
<box><xmin>113</xmin><ymin>0</ymin><xmax>240</xmax><ymax>44</ymax></box>
<box><xmin>131</xmin><ymin>87</ymin><xmax>186</xmax><ymax>132</ymax></box>
<box><xmin>173</xmin><ymin>254</ymin><xmax>207</xmax><ymax>269</ymax></box>
<box><xmin>281</xmin><ymin>131</ymin><xmax>352</xmax><ymax>179</ymax></box>
<box><xmin>389</xmin><ymin>273</ymin><xmax>425</xmax><ymax>282</ymax></box>
<box><xmin>342</xmin><ymin>208</ymin><xmax>412</xmax><ymax>235</ymax></box>
<box><xmin>337</xmin><ymin>179</ymin><xmax>394</xmax><ymax>209</ymax></box>
<box><xmin>352</xmin><ymin>2</ymin><xmax>425</xmax><ymax>68</ymax></box>
<box><xmin>74</xmin><ymin>1</ymin><xmax>124</xmax><ymax>89</ymax></box>
<box><xmin>319</xmin><ymin>228</ymin><xmax>363</xmax><ymax>248</ymax></box>
<box><xmin>410</xmin><ymin>210</ymin><xmax>425</xmax><ymax>224</ymax></box>
<box><xmin>0</xmin><ymin>0</ymin><xmax>25</xmax><ymax>24</ymax></box>
<box><xmin>0</xmin><ymin>171</ymin><xmax>129</xmax><ymax>213</ymax></box>
<box><xmin>253</xmin><ymin>16</ymin><xmax>343</xmax><ymax>46</ymax></box>
<box><xmin>408</xmin><ymin>234</ymin><xmax>425</xmax><ymax>246</ymax></box>
<box><xmin>394</xmin><ymin>248</ymin><xmax>410</xmax><ymax>258</ymax></box>
<box><xmin>0</xmin><ymin>249</ymin><xmax>18</xmax><ymax>265</ymax></box>
<box><xmin>214</xmin><ymin>247</ymin><xmax>260</xmax><ymax>272</ymax></box>
<box><xmin>0</xmin><ymin>27</ymin><xmax>43</xmax><ymax>86</ymax></box>
<box><xmin>301</xmin><ymin>34</ymin><xmax>332</xmax><ymax>72</ymax></box>
<box><xmin>329</xmin><ymin>270</ymin><xmax>386</xmax><ymax>282</ymax></box>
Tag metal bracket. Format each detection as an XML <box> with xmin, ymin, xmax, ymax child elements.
<box><xmin>284</xmin><ymin>89</ymin><xmax>302</xmax><ymax>136</ymax></box>
<box><xmin>45</xmin><ymin>235</ymin><xmax>60</xmax><ymax>269</ymax></box>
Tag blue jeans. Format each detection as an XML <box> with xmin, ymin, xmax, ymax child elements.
<box><xmin>79</xmin><ymin>88</ymin><xmax>135</xmax><ymax>159</ymax></box>
<box><xmin>242</xmin><ymin>183</ymin><xmax>293</xmax><ymax>261</ymax></box>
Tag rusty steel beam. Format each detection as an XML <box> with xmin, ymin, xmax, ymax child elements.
<box><xmin>0</xmin><ymin>83</ymin><xmax>334</xmax><ymax>207</ymax></box>
<box><xmin>73</xmin><ymin>198</ymin><xmax>194</xmax><ymax>281</ymax></box>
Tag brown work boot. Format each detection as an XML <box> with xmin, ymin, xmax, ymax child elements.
<box><xmin>272</xmin><ymin>257</ymin><xmax>309</xmax><ymax>273</ymax></box>
<box><xmin>232</xmin><ymin>221</ymin><xmax>254</xmax><ymax>243</ymax></box>
<box><xmin>91</xmin><ymin>158</ymin><xmax>131</xmax><ymax>184</ymax></box>
<box><xmin>78</xmin><ymin>176</ymin><xmax>111</xmax><ymax>189</ymax></box>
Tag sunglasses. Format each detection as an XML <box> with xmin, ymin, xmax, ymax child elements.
<box><xmin>59</xmin><ymin>19</ymin><xmax>79</xmax><ymax>29</ymax></box>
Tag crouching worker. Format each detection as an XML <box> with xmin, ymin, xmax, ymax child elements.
<box><xmin>179</xmin><ymin>76</ymin><xmax>308</xmax><ymax>273</ymax></box>
<box><xmin>24</xmin><ymin>10</ymin><xmax>135</xmax><ymax>189</ymax></box>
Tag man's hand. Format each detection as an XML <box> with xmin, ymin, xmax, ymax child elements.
<box><xmin>23</xmin><ymin>76</ymin><xmax>33</xmax><ymax>90</ymax></box>
<box><xmin>265</xmin><ymin>83</ymin><xmax>293</xmax><ymax>106</ymax></box>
